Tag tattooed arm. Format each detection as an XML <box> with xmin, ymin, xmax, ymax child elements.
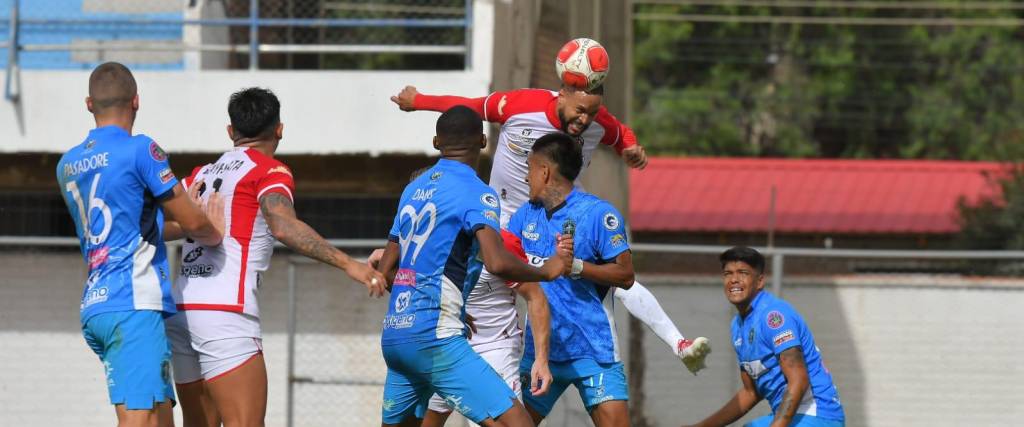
<box><xmin>260</xmin><ymin>192</ymin><xmax>386</xmax><ymax>297</ymax></box>
<box><xmin>771</xmin><ymin>346</ymin><xmax>810</xmax><ymax>427</ymax></box>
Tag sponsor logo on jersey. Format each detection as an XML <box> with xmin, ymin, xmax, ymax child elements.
<box><xmin>741</xmin><ymin>359</ymin><xmax>768</xmax><ymax>379</ymax></box>
<box><xmin>774</xmin><ymin>330</ymin><xmax>795</xmax><ymax>347</ymax></box>
<box><xmin>83</xmin><ymin>285</ymin><xmax>109</xmax><ymax>308</ymax></box>
<box><xmin>522</xmin><ymin>128</ymin><xmax>533</xmax><ymax>136</ymax></box>
<box><xmin>766</xmin><ymin>310</ymin><xmax>785</xmax><ymax>329</ymax></box>
<box><xmin>383</xmin><ymin>314</ymin><xmax>416</xmax><ymax>329</ymax></box>
<box><xmin>183</xmin><ymin>246</ymin><xmax>204</xmax><ymax>263</ymax></box>
<box><xmin>481</xmin><ymin>193</ymin><xmax>499</xmax><ymax>208</ymax></box>
<box><xmin>523</xmin><ymin>223</ymin><xmax>540</xmax><ymax>241</ymax></box>
<box><xmin>85</xmin><ymin>139</ymin><xmax>97</xmax><ymax>150</ymax></box>
<box><xmin>526</xmin><ymin>253</ymin><xmax>547</xmax><ymax>267</ymax></box>
<box><xmin>484</xmin><ymin>210</ymin><xmax>499</xmax><ymax>223</ymax></box>
<box><xmin>506</xmin><ymin>141</ymin><xmax>531</xmax><ymax>156</ymax></box>
<box><xmin>267</xmin><ymin>165</ymin><xmax>292</xmax><ymax>176</ymax></box>
<box><xmin>63</xmin><ymin>152</ymin><xmax>109</xmax><ymax>177</ymax></box>
<box><xmin>412</xmin><ymin>188</ymin><xmax>436</xmax><ymax>201</ymax></box>
<box><xmin>87</xmin><ymin>246</ymin><xmax>109</xmax><ymax>270</ymax></box>
<box><xmin>149</xmin><ymin>142</ymin><xmax>167</xmax><ymax>162</ymax></box>
<box><xmin>609</xmin><ymin>234</ymin><xmax>625</xmax><ymax>247</ymax></box>
<box><xmin>603</xmin><ymin>212</ymin><xmax>620</xmax><ymax>231</ymax></box>
<box><xmin>443</xmin><ymin>395</ymin><xmax>473</xmax><ymax>416</ymax></box>
<box><xmin>159</xmin><ymin>168</ymin><xmax>175</xmax><ymax>184</ymax></box>
<box><xmin>394</xmin><ymin>268</ymin><xmax>416</xmax><ymax>287</ymax></box>
<box><xmin>180</xmin><ymin>264</ymin><xmax>214</xmax><ymax>278</ymax></box>
<box><xmin>734</xmin><ymin>337</ymin><xmax>743</xmax><ymax>347</ymax></box>
<box><xmin>430</xmin><ymin>171</ymin><xmax>443</xmax><ymax>181</ymax></box>
<box><xmin>395</xmin><ymin>291</ymin><xmax>411</xmax><ymax>313</ymax></box>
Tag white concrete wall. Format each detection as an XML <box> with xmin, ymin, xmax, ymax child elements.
<box><xmin>0</xmin><ymin>0</ymin><xmax>495</xmax><ymax>155</ymax></box>
<box><xmin>3</xmin><ymin>249</ymin><xmax>1023</xmax><ymax>426</ymax></box>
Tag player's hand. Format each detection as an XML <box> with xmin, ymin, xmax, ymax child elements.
<box><xmin>464</xmin><ymin>313</ymin><xmax>478</xmax><ymax>339</ymax></box>
<box><xmin>555</xmin><ymin>233</ymin><xmax>575</xmax><ymax>274</ymax></box>
<box><xmin>202</xmin><ymin>190</ymin><xmax>226</xmax><ymax>246</ymax></box>
<box><xmin>621</xmin><ymin>144</ymin><xmax>648</xmax><ymax>170</ymax></box>
<box><xmin>679</xmin><ymin>337</ymin><xmax>712</xmax><ymax>375</ymax></box>
<box><xmin>367</xmin><ymin>248</ymin><xmax>385</xmax><ymax>269</ymax></box>
<box><xmin>530</xmin><ymin>360</ymin><xmax>553</xmax><ymax>396</ymax></box>
<box><xmin>346</xmin><ymin>262</ymin><xmax>387</xmax><ymax>298</ymax></box>
<box><xmin>390</xmin><ymin>85</ymin><xmax>419</xmax><ymax>112</ymax></box>
<box><xmin>187</xmin><ymin>178</ymin><xmax>205</xmax><ymax>205</ymax></box>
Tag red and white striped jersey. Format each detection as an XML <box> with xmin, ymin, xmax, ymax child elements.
<box><xmin>173</xmin><ymin>147</ymin><xmax>294</xmax><ymax>318</ymax></box>
<box><xmin>414</xmin><ymin>88</ymin><xmax>637</xmax><ymax>226</ymax></box>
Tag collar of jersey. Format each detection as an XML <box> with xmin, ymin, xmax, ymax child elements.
<box><xmin>544</xmin><ymin>97</ymin><xmax>562</xmax><ymax>130</ymax></box>
<box><xmin>89</xmin><ymin>125</ymin><xmax>130</xmax><ymax>139</ymax></box>
<box><xmin>740</xmin><ymin>290</ymin><xmax>770</xmax><ymax>323</ymax></box>
<box><xmin>545</xmin><ymin>188</ymin><xmax>581</xmax><ymax>219</ymax></box>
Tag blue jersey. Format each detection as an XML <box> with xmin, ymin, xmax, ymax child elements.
<box><xmin>731</xmin><ymin>292</ymin><xmax>844</xmax><ymax>421</ymax></box>
<box><xmin>509</xmin><ymin>189</ymin><xmax>630</xmax><ymax>364</ymax></box>
<box><xmin>381</xmin><ymin>159</ymin><xmax>501</xmax><ymax>346</ymax></box>
<box><xmin>57</xmin><ymin>126</ymin><xmax>179</xmax><ymax>324</ymax></box>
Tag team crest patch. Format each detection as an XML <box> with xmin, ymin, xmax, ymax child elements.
<box><xmin>766</xmin><ymin>311</ymin><xmax>785</xmax><ymax>329</ymax></box>
<box><xmin>748</xmin><ymin>328</ymin><xmax>755</xmax><ymax>344</ymax></box>
<box><xmin>481</xmin><ymin>193</ymin><xmax>499</xmax><ymax>208</ymax></box>
<box><xmin>430</xmin><ymin>171</ymin><xmax>443</xmax><ymax>181</ymax></box>
<box><xmin>773</xmin><ymin>330</ymin><xmax>795</xmax><ymax>347</ymax></box>
<box><xmin>603</xmin><ymin>212</ymin><xmax>620</xmax><ymax>231</ymax></box>
<box><xmin>610</xmin><ymin>234</ymin><xmax>625</xmax><ymax>247</ymax></box>
<box><xmin>149</xmin><ymin>141</ymin><xmax>167</xmax><ymax>162</ymax></box>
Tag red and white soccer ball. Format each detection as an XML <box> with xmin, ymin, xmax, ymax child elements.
<box><xmin>555</xmin><ymin>38</ymin><xmax>609</xmax><ymax>92</ymax></box>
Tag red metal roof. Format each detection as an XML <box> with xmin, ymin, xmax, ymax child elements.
<box><xmin>629</xmin><ymin>157</ymin><xmax>1007</xmax><ymax>234</ymax></box>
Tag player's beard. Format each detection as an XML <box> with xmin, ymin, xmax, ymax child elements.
<box><xmin>558</xmin><ymin>110</ymin><xmax>589</xmax><ymax>136</ymax></box>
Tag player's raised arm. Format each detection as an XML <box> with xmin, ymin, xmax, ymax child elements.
<box><xmin>476</xmin><ymin>226</ymin><xmax>572</xmax><ymax>283</ymax></box>
<box><xmin>683</xmin><ymin>370</ymin><xmax>762</xmax><ymax>427</ymax></box>
<box><xmin>260</xmin><ymin>192</ymin><xmax>386</xmax><ymax>297</ymax></box>
<box><xmin>390</xmin><ymin>85</ymin><xmax>489</xmax><ymax>118</ymax></box>
<box><xmin>595</xmin><ymin>107</ymin><xmax>648</xmax><ymax>170</ymax></box>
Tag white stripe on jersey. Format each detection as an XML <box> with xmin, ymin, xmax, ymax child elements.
<box><xmin>257</xmin><ymin>183</ymin><xmax>293</xmax><ymax>201</ymax></box>
<box><xmin>131</xmin><ymin>237</ymin><xmax>164</xmax><ymax>311</ymax></box>
<box><xmin>602</xmin><ymin>293</ymin><xmax>621</xmax><ymax>362</ymax></box>
<box><xmin>436</xmin><ymin>275</ymin><xmax>466</xmax><ymax>340</ymax></box>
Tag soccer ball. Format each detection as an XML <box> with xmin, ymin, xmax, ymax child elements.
<box><xmin>555</xmin><ymin>38</ymin><xmax>609</xmax><ymax>92</ymax></box>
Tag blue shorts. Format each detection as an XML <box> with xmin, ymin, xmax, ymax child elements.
<box><xmin>381</xmin><ymin>336</ymin><xmax>516</xmax><ymax>424</ymax></box>
<box><xmin>82</xmin><ymin>310</ymin><xmax>175</xmax><ymax>410</ymax></box>
<box><xmin>519</xmin><ymin>356</ymin><xmax>628</xmax><ymax>417</ymax></box>
<box><xmin>746</xmin><ymin>414</ymin><xmax>845</xmax><ymax>427</ymax></box>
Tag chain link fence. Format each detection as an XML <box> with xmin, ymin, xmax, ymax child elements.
<box><xmin>3</xmin><ymin>238</ymin><xmax>1023</xmax><ymax>426</ymax></box>
<box><xmin>0</xmin><ymin>0</ymin><xmax>472</xmax><ymax>74</ymax></box>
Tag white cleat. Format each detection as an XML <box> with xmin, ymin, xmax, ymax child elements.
<box><xmin>678</xmin><ymin>337</ymin><xmax>711</xmax><ymax>375</ymax></box>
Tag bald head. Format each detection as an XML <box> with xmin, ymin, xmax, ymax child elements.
<box><xmin>88</xmin><ymin>62</ymin><xmax>137</xmax><ymax>114</ymax></box>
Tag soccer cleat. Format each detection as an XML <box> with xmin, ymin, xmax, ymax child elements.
<box><xmin>678</xmin><ymin>337</ymin><xmax>711</xmax><ymax>375</ymax></box>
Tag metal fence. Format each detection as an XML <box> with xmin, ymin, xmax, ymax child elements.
<box><xmin>4</xmin><ymin>236</ymin><xmax>1024</xmax><ymax>426</ymax></box>
<box><xmin>0</xmin><ymin>0</ymin><xmax>473</xmax><ymax>97</ymax></box>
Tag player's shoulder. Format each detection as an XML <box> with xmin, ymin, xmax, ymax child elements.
<box><xmin>758</xmin><ymin>294</ymin><xmax>803</xmax><ymax>331</ymax></box>
<box><xmin>576</xmin><ymin>193</ymin><xmax>622</xmax><ymax>222</ymax></box>
<box><xmin>127</xmin><ymin>134</ymin><xmax>170</xmax><ymax>162</ymax></box>
<box><xmin>491</xmin><ymin>88</ymin><xmax>557</xmax><ymax>113</ymax></box>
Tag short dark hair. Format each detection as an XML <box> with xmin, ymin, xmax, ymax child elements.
<box><xmin>435</xmin><ymin>105</ymin><xmax>483</xmax><ymax>148</ymax></box>
<box><xmin>530</xmin><ymin>132</ymin><xmax>582</xmax><ymax>181</ymax></box>
<box><xmin>719</xmin><ymin>246</ymin><xmax>766</xmax><ymax>274</ymax></box>
<box><xmin>88</xmin><ymin>62</ymin><xmax>137</xmax><ymax>113</ymax></box>
<box><xmin>228</xmin><ymin>87</ymin><xmax>281</xmax><ymax>138</ymax></box>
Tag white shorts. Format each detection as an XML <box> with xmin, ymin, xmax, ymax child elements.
<box><xmin>427</xmin><ymin>342</ymin><xmax>523</xmax><ymax>414</ymax></box>
<box><xmin>166</xmin><ymin>310</ymin><xmax>262</xmax><ymax>384</ymax></box>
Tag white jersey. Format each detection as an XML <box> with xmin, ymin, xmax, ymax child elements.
<box><xmin>416</xmin><ymin>89</ymin><xmax>636</xmax><ymax>350</ymax></box>
<box><xmin>479</xmin><ymin>89</ymin><xmax>633</xmax><ymax>226</ymax></box>
<box><xmin>173</xmin><ymin>147</ymin><xmax>295</xmax><ymax>318</ymax></box>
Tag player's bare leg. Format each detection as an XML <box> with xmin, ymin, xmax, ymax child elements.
<box><xmin>114</xmin><ymin>399</ymin><xmax>175</xmax><ymax>427</ymax></box>
<box><xmin>588</xmin><ymin>400</ymin><xmax>629</xmax><ymax>427</ymax></box>
<box><xmin>490</xmin><ymin>399</ymin><xmax>534</xmax><ymax>427</ymax></box>
<box><xmin>205</xmin><ymin>354</ymin><xmax>267</xmax><ymax>427</ymax></box>
<box><xmin>421</xmin><ymin>409</ymin><xmax>451</xmax><ymax>427</ymax></box>
<box><xmin>524</xmin><ymin>402</ymin><xmax>545</xmax><ymax>426</ymax></box>
<box><xmin>176</xmin><ymin>380</ymin><xmax>221</xmax><ymax>427</ymax></box>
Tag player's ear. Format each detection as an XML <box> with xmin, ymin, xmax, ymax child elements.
<box><xmin>131</xmin><ymin>94</ymin><xmax>139</xmax><ymax>111</ymax></box>
<box><xmin>226</xmin><ymin>124</ymin><xmax>234</xmax><ymax>140</ymax></box>
<box><xmin>275</xmin><ymin>122</ymin><xmax>284</xmax><ymax>140</ymax></box>
<box><xmin>85</xmin><ymin>97</ymin><xmax>94</xmax><ymax>113</ymax></box>
<box><xmin>432</xmin><ymin>136</ymin><xmax>440</xmax><ymax>151</ymax></box>
<box><xmin>479</xmin><ymin>134</ymin><xmax>486</xmax><ymax>149</ymax></box>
